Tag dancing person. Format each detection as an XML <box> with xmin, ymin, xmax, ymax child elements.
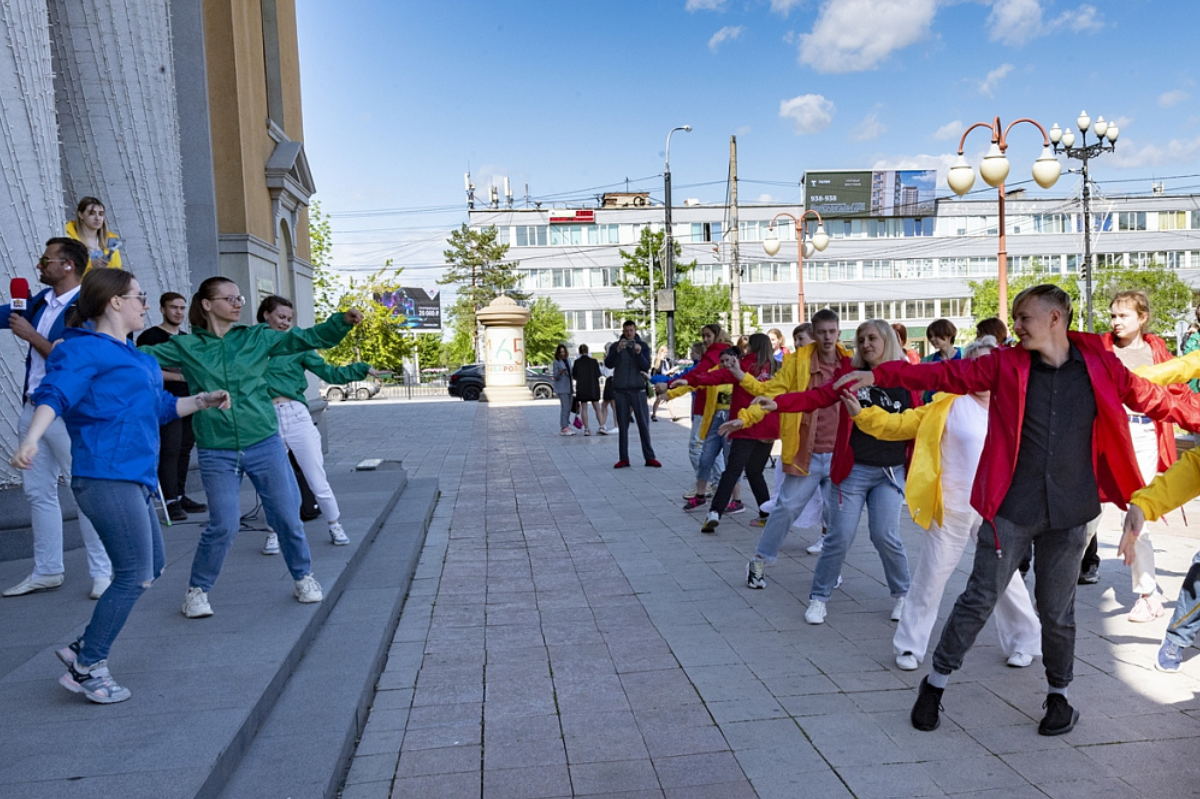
<box><xmin>140</xmin><ymin>276</ymin><xmax>362</xmax><ymax>618</ymax></box>
<box><xmin>921</xmin><ymin>318</ymin><xmax>961</xmax><ymax>403</ymax></box>
<box><xmin>1181</xmin><ymin>303</ymin><xmax>1200</xmax><ymax>393</ymax></box>
<box><xmin>65</xmin><ymin>196</ymin><xmax>122</xmax><ymax>272</ymax></box>
<box><xmin>674</xmin><ymin>333</ymin><xmax>778</xmax><ymax>532</ymax></box>
<box><xmin>768</xmin><ymin>327</ymin><xmax>789</xmax><ymax>364</ymax></box>
<box><xmin>730</xmin><ymin>319</ymin><xmax>914</xmax><ymax>624</ymax></box>
<box><xmin>892</xmin><ymin>322</ymin><xmax>920</xmax><ymax>365</ymax></box>
<box><xmin>258</xmin><ymin>295</ymin><xmax>381</xmax><ymax>552</ymax></box>
<box><xmin>1</xmin><ymin>238</ymin><xmax>111</xmax><ymax>600</ymax></box>
<box><xmin>605</xmin><ymin>320</ymin><xmax>659</xmax><ymax>468</ymax></box>
<box><xmin>833</xmin><ymin>284</ymin><xmax>1200</xmax><ymax>736</ymax></box>
<box><xmin>13</xmin><ymin>269</ymin><xmax>229</xmax><ymax>703</ymax></box>
<box><xmin>572</xmin><ymin>344</ymin><xmax>602</xmax><ymax>436</ymax></box>
<box><xmin>975</xmin><ymin>317</ymin><xmax>1009</xmax><ymax>345</ymax></box>
<box><xmin>670</xmin><ymin>343</ymin><xmax>734</xmax><ymax>512</ymax></box>
<box><xmin>650</xmin><ymin>345</ymin><xmax>674</xmax><ymax>421</ymax></box>
<box><xmin>846</xmin><ymin>336</ymin><xmax>1041</xmax><ymax>671</ymax></box>
<box><xmin>1082</xmin><ymin>290</ymin><xmax>1178</xmax><ymax>618</ymax></box>
<box><xmin>552</xmin><ymin>344</ymin><xmax>575</xmax><ymax>436</ymax></box>
<box><xmin>136</xmin><ymin>292</ymin><xmax>206</xmax><ymax>523</ymax></box>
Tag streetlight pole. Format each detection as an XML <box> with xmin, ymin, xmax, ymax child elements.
<box><xmin>763</xmin><ymin>210</ymin><xmax>830</xmax><ymax>324</ymax></box>
<box><xmin>947</xmin><ymin>116</ymin><xmax>1062</xmax><ymax>323</ymax></box>
<box><xmin>663</xmin><ymin>124</ymin><xmax>691</xmax><ymax>359</ymax></box>
<box><xmin>1048</xmin><ymin>112</ymin><xmax>1120</xmax><ymax>332</ymax></box>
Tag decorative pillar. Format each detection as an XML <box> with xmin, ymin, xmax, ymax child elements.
<box><xmin>476</xmin><ymin>296</ymin><xmax>532</xmax><ymax>404</ymax></box>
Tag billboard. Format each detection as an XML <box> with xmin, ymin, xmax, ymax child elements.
<box><xmin>804</xmin><ymin>169</ymin><xmax>937</xmax><ymax>218</ymax></box>
<box><xmin>375</xmin><ymin>286</ymin><xmax>442</xmax><ymax>331</ymax></box>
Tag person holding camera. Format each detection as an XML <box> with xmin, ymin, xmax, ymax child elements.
<box><xmin>604</xmin><ymin>320</ymin><xmax>659</xmax><ymax>468</ymax></box>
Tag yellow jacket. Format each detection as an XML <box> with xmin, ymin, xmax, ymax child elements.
<box><xmin>1130</xmin><ymin>445</ymin><xmax>1200</xmax><ymax>521</ymax></box>
<box><xmin>736</xmin><ymin>342</ymin><xmax>852</xmax><ymax>470</ymax></box>
<box><xmin>666</xmin><ymin>368</ymin><xmax>729</xmax><ymax>439</ymax></box>
<box><xmin>1134</xmin><ymin>349</ymin><xmax>1200</xmax><ymax>385</ymax></box>
<box><xmin>65</xmin><ymin>219</ymin><xmax>123</xmax><ymax>271</ymax></box>
<box><xmin>853</xmin><ymin>393</ymin><xmax>959</xmax><ymax>529</ymax></box>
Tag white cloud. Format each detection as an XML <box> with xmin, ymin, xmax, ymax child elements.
<box><xmin>797</xmin><ymin>0</ymin><xmax>937</xmax><ymax>73</ymax></box>
<box><xmin>708</xmin><ymin>25</ymin><xmax>744</xmax><ymax>51</ymax></box>
<box><xmin>1111</xmin><ymin>115</ymin><xmax>1133</xmax><ymax>129</ymax></box>
<box><xmin>1108</xmin><ymin>137</ymin><xmax>1200</xmax><ymax>169</ymax></box>
<box><xmin>769</xmin><ymin>0</ymin><xmax>806</xmax><ymax>13</ymax></box>
<box><xmin>979</xmin><ymin>63</ymin><xmax>1014</xmax><ymax>97</ymax></box>
<box><xmin>779</xmin><ymin>93</ymin><xmax>835</xmax><ymax>134</ymax></box>
<box><xmin>989</xmin><ymin>1</ymin><xmax>1105</xmax><ymax>46</ymax></box>
<box><xmin>1160</xmin><ymin>90</ymin><xmax>1189</xmax><ymax>108</ymax></box>
<box><xmin>757</xmin><ymin>193</ymin><xmax>778</xmax><ymax>203</ymax></box>
<box><xmin>850</xmin><ymin>112</ymin><xmax>887</xmax><ymax>141</ymax></box>
<box><xmin>933</xmin><ymin>120</ymin><xmax>964</xmax><ymax>141</ymax></box>
<box><xmin>1052</xmin><ymin>3</ymin><xmax>1103</xmax><ymax>32</ymax></box>
<box><xmin>870</xmin><ymin>152</ymin><xmax>960</xmax><ymax>180</ymax></box>
<box><xmin>685</xmin><ymin>0</ymin><xmax>727</xmax><ymax>10</ymax></box>
<box><xmin>987</xmin><ymin>0</ymin><xmax>1042</xmax><ymax>46</ymax></box>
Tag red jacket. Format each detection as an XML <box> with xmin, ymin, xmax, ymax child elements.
<box><xmin>686</xmin><ymin>353</ymin><xmax>780</xmax><ymax>441</ymax></box>
<box><xmin>1099</xmin><ymin>332</ymin><xmax>1180</xmax><ymax>473</ymax></box>
<box><xmin>770</xmin><ymin>362</ymin><xmax>919</xmax><ymax>485</ymax></box>
<box><xmin>685</xmin><ymin>341</ymin><xmax>727</xmax><ymax>417</ymax></box>
<box><xmin>870</xmin><ymin>332</ymin><xmax>1200</xmax><ymax>524</ymax></box>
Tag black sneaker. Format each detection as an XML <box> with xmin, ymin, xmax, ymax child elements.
<box><xmin>1038</xmin><ymin>693</ymin><xmax>1079</xmax><ymax>736</ymax></box>
<box><xmin>167</xmin><ymin>502</ymin><xmax>188</xmax><ymax>523</ymax></box>
<box><xmin>179</xmin><ymin>496</ymin><xmax>207</xmax><ymax>513</ymax></box>
<box><xmin>911</xmin><ymin>676</ymin><xmax>944</xmax><ymax>731</ymax></box>
<box><xmin>1077</xmin><ymin>566</ymin><xmax>1099</xmax><ymax>585</ymax></box>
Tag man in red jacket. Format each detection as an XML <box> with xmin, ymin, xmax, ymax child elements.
<box><xmin>834</xmin><ymin>284</ymin><xmax>1200</xmax><ymax>737</ymax></box>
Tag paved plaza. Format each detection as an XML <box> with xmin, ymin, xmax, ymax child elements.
<box><xmin>334</xmin><ymin>396</ymin><xmax>1200</xmax><ymax>799</ymax></box>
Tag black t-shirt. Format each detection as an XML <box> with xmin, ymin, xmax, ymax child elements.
<box><xmin>849</xmin><ymin>385</ymin><xmax>912</xmax><ymax>467</ymax></box>
<box><xmin>136</xmin><ymin>326</ymin><xmax>191</xmax><ymax>397</ymax></box>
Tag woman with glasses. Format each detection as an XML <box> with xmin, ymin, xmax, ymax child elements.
<box><xmin>65</xmin><ymin>196</ymin><xmax>122</xmax><ymax>272</ymax></box>
<box><xmin>139</xmin><ymin>276</ymin><xmax>362</xmax><ymax>619</ymax></box>
<box><xmin>13</xmin><ymin>270</ymin><xmax>229</xmax><ymax>702</ymax></box>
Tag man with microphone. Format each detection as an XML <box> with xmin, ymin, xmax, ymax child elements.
<box><xmin>0</xmin><ymin>238</ymin><xmax>111</xmax><ymax>600</ymax></box>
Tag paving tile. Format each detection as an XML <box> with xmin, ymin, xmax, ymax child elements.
<box><xmin>482</xmin><ymin>764</ymin><xmax>572</xmax><ymax>799</ymax></box>
<box><xmin>570</xmin><ymin>759</ymin><xmax>661</xmax><ymax>795</ymax></box>
<box><xmin>395</xmin><ymin>744</ymin><xmax>481</xmax><ymax>778</ymax></box>
<box><xmin>652</xmin><ymin>751</ymin><xmax>746</xmax><ymax>788</ymax></box>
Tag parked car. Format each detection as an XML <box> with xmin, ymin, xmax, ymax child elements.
<box><xmin>323</xmin><ymin>378</ymin><xmax>382</xmax><ymax>402</ymax></box>
<box><xmin>447</xmin><ymin>363</ymin><xmax>555</xmax><ymax>401</ymax></box>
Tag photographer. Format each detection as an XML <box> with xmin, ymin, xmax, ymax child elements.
<box><xmin>604</xmin><ymin>320</ymin><xmax>659</xmax><ymax>468</ymax></box>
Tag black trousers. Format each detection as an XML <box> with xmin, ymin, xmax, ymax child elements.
<box><xmin>709</xmin><ymin>438</ymin><xmax>772</xmax><ymax>515</ymax></box>
<box><xmin>158</xmin><ymin>415</ymin><xmax>195</xmax><ymax>499</ymax></box>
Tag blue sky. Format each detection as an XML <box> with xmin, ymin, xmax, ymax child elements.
<box><xmin>295</xmin><ymin>0</ymin><xmax>1200</xmax><ymax>279</ymax></box>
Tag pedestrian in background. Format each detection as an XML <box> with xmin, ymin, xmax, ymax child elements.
<box><xmin>892</xmin><ymin>322</ymin><xmax>920</xmax><ymax>364</ymax></box>
<box><xmin>553</xmin><ymin>344</ymin><xmax>575</xmax><ymax>436</ymax></box>
<box><xmin>572</xmin><ymin>344</ymin><xmax>602</xmax><ymax>436</ymax></box>
<box><xmin>605</xmin><ymin>320</ymin><xmax>658</xmax><ymax>467</ymax></box>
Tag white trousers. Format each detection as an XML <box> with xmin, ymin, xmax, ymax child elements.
<box><xmin>1127</xmin><ymin>421</ymin><xmax>1159</xmax><ymax>596</ymax></box>
<box><xmin>893</xmin><ymin>507</ymin><xmax>1041</xmax><ymax>663</ymax></box>
<box><xmin>274</xmin><ymin>400</ymin><xmax>339</xmax><ymax>523</ymax></box>
<box><xmin>19</xmin><ymin>403</ymin><xmax>110</xmax><ymax>579</ymax></box>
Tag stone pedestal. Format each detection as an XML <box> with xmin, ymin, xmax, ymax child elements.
<box><xmin>476</xmin><ymin>296</ymin><xmax>532</xmax><ymax>404</ymax></box>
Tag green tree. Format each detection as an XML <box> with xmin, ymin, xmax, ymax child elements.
<box><xmin>615</xmin><ymin>227</ymin><xmax>694</xmax><ymax>330</ymax></box>
<box><xmin>969</xmin><ymin>269</ymin><xmax>1081</xmax><ymax>328</ymax></box>
<box><xmin>524</xmin><ymin>296</ymin><xmax>568</xmax><ymax>366</ymax></box>
<box><xmin>438</xmin><ymin>223</ymin><xmax>527</xmax><ymax>359</ymax></box>
<box><xmin>413</xmin><ymin>333</ymin><xmax>444</xmax><ymax>375</ymax></box>
<box><xmin>307</xmin><ymin>201</ymin><xmax>344</xmax><ymax>320</ymax></box>
<box><xmin>443</xmin><ymin>296</ymin><xmax>478</xmax><ymax>368</ymax></box>
<box><xmin>320</xmin><ymin>265</ymin><xmax>416</xmax><ymax>372</ymax></box>
<box><xmin>1088</xmin><ymin>263</ymin><xmax>1193</xmax><ymax>345</ymax></box>
<box><xmin>658</xmin><ymin>279</ymin><xmax>731</xmax><ymax>351</ymax></box>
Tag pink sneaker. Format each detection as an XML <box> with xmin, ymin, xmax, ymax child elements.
<box><xmin>1128</xmin><ymin>593</ymin><xmax>1165</xmax><ymax>623</ymax></box>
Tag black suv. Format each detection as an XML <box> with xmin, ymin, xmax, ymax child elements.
<box><xmin>447</xmin><ymin>363</ymin><xmax>555</xmax><ymax>401</ymax></box>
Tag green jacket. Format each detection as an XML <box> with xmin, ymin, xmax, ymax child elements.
<box><xmin>140</xmin><ymin>315</ymin><xmax>352</xmax><ymax>451</ymax></box>
<box><xmin>268</xmin><ymin>351</ymin><xmax>369</xmax><ymax>404</ymax></box>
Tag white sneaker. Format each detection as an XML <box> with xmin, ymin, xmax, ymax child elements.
<box><xmin>807</xmin><ymin>535</ymin><xmax>825</xmax><ymax>555</ymax></box>
<box><xmin>262</xmin><ymin>532</ymin><xmax>280</xmax><ymax>555</ymax></box>
<box><xmin>328</xmin><ymin>522</ymin><xmax>350</xmax><ymax>546</ymax></box>
<box><xmin>182</xmin><ymin>586</ymin><xmax>213</xmax><ymax>618</ymax></box>
<box><xmin>701</xmin><ymin>511</ymin><xmax>720</xmax><ymax>533</ymax></box>
<box><xmin>90</xmin><ymin>576</ymin><xmax>111</xmax><ymax>600</ymax></box>
<box><xmin>805</xmin><ymin>599</ymin><xmax>827</xmax><ymax>624</ymax></box>
<box><xmin>294</xmin><ymin>574</ymin><xmax>323</xmax><ymax>603</ymax></box>
<box><xmin>1006</xmin><ymin>652</ymin><xmax>1034</xmax><ymax>668</ymax></box>
<box><xmin>891</xmin><ymin>596</ymin><xmax>906</xmax><ymax>622</ymax></box>
<box><xmin>896</xmin><ymin>652</ymin><xmax>919</xmax><ymax>671</ymax></box>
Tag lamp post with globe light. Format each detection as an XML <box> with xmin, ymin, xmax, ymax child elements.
<box><xmin>947</xmin><ymin>116</ymin><xmax>1062</xmax><ymax>324</ymax></box>
<box><xmin>1047</xmin><ymin>111</ymin><xmax>1119</xmax><ymax>331</ymax></box>
<box><xmin>762</xmin><ymin>210</ymin><xmax>830</xmax><ymax>324</ymax></box>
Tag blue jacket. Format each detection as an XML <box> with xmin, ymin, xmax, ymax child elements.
<box><xmin>32</xmin><ymin>327</ymin><xmax>180</xmax><ymax>490</ymax></box>
<box><xmin>0</xmin><ymin>286</ymin><xmax>82</xmax><ymax>396</ymax></box>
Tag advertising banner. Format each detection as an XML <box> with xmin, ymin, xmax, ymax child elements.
<box><xmin>804</xmin><ymin>169</ymin><xmax>937</xmax><ymax>218</ymax></box>
<box><xmin>375</xmin><ymin>286</ymin><xmax>442</xmax><ymax>331</ymax></box>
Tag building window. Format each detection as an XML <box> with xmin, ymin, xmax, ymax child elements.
<box><xmin>862</xmin><ymin>260</ymin><xmax>892</xmax><ymax>279</ymax></box>
<box><xmin>1032</xmin><ymin>213</ymin><xmax>1068</xmax><ymax>233</ymax></box>
<box><xmin>1159</xmin><ymin>211</ymin><xmax>1187</xmax><ymax>231</ymax></box>
<box><xmin>759</xmin><ymin>304</ymin><xmax>794</xmax><ymax>325</ymax></box>
<box><xmin>941</xmin><ymin>298</ymin><xmax>971</xmax><ymax>317</ymax></box>
<box><xmin>690</xmin><ymin>263</ymin><xmax>724</xmax><ymax>285</ymax></box>
<box><xmin>1118</xmin><ymin>212</ymin><xmax>1147</xmax><ymax>231</ymax></box>
<box><xmin>515</xmin><ymin>225</ymin><xmax>547</xmax><ymax>246</ymax></box>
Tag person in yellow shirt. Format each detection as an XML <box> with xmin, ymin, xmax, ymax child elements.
<box><xmin>65</xmin><ymin>197</ymin><xmax>122</xmax><ymax>272</ymax></box>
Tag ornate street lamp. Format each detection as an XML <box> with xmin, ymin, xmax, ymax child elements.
<box><xmin>1048</xmin><ymin>111</ymin><xmax>1119</xmax><ymax>331</ymax></box>
<box><xmin>762</xmin><ymin>210</ymin><xmax>830</xmax><ymax>324</ymax></box>
<box><xmin>947</xmin><ymin>116</ymin><xmax>1061</xmax><ymax>323</ymax></box>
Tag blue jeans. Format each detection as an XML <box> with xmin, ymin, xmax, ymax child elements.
<box><xmin>1165</xmin><ymin>550</ymin><xmax>1200</xmax><ymax>649</ymax></box>
<box><xmin>695</xmin><ymin>410</ymin><xmax>729</xmax><ymax>484</ymax></box>
<box><xmin>688</xmin><ymin>414</ymin><xmax>704</xmax><ymax>472</ymax></box>
<box><xmin>71</xmin><ymin>478</ymin><xmax>164</xmax><ymax>667</ymax></box>
<box><xmin>191</xmin><ymin>434</ymin><xmax>312</xmax><ymax>591</ymax></box>
<box><xmin>810</xmin><ymin>464</ymin><xmax>910</xmax><ymax>601</ymax></box>
<box><xmin>932</xmin><ymin>515</ymin><xmax>1088</xmax><ymax>689</ymax></box>
<box><xmin>756</xmin><ymin>453</ymin><xmax>832</xmax><ymax>563</ymax></box>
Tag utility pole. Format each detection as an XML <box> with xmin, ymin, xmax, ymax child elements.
<box><xmin>729</xmin><ymin>136</ymin><xmax>741</xmax><ymax>337</ymax></box>
<box><xmin>663</xmin><ymin>125</ymin><xmax>691</xmax><ymax>359</ymax></box>
<box><xmin>649</xmin><ymin>245</ymin><xmax>657</xmax><ymax>350</ymax></box>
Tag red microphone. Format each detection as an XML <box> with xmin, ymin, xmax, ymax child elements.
<box><xmin>10</xmin><ymin>278</ymin><xmax>28</xmax><ymax>312</ymax></box>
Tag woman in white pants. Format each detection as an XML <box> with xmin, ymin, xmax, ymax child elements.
<box><xmin>257</xmin><ymin>296</ymin><xmax>382</xmax><ymax>553</ymax></box>
<box><xmin>845</xmin><ymin>336</ymin><xmax>1042</xmax><ymax>671</ymax></box>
